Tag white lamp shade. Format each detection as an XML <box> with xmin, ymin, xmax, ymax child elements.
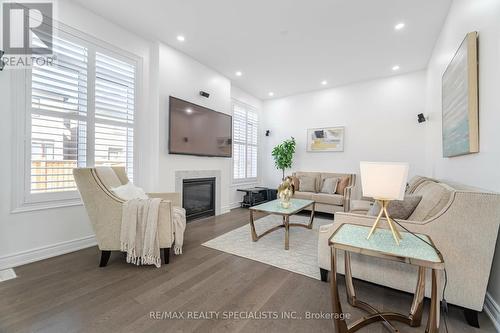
<box><xmin>360</xmin><ymin>162</ymin><xmax>409</xmax><ymax>201</ymax></box>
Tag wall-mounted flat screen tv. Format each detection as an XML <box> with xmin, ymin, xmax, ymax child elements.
<box><xmin>169</xmin><ymin>96</ymin><xmax>232</xmax><ymax>157</ymax></box>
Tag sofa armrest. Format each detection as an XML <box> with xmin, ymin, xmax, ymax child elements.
<box><xmin>318</xmin><ymin>222</ymin><xmax>336</xmax><ymax>269</ymax></box>
<box><xmin>342</xmin><ymin>185</ymin><xmax>354</xmax><ymax>212</ymax></box>
<box><xmin>157</xmin><ymin>200</ymin><xmax>174</xmax><ymax>247</ymax></box>
<box><xmin>148</xmin><ymin>192</ymin><xmax>182</xmax><ymax>207</ymax></box>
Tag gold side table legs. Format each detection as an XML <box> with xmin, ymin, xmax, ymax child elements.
<box><xmin>426</xmin><ymin>269</ymin><xmax>441</xmax><ymax>333</ymax></box>
<box><xmin>249</xmin><ymin>202</ymin><xmax>315</xmax><ymax>250</ymax></box>
<box><xmin>330</xmin><ymin>249</ymin><xmax>440</xmax><ymax>333</ymax></box>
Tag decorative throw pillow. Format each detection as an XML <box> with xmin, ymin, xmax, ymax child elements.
<box><xmin>298</xmin><ymin>176</ymin><xmax>316</xmax><ymax>192</ymax></box>
<box><xmin>336</xmin><ymin>176</ymin><xmax>350</xmax><ymax>195</ymax></box>
<box><xmin>291</xmin><ymin>176</ymin><xmax>300</xmax><ymax>191</ymax></box>
<box><xmin>367</xmin><ymin>195</ymin><xmax>423</xmax><ymax>220</ymax></box>
<box><xmin>112</xmin><ymin>182</ymin><xmax>149</xmax><ymax>200</ymax></box>
<box><xmin>320</xmin><ymin>177</ymin><xmax>339</xmax><ymax>194</ymax></box>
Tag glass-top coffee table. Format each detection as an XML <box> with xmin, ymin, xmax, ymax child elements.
<box><xmin>249</xmin><ymin>198</ymin><xmax>315</xmax><ymax>250</ymax></box>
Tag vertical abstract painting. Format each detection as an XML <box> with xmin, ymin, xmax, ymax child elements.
<box><xmin>442</xmin><ymin>32</ymin><xmax>479</xmax><ymax>157</ymax></box>
<box><xmin>307</xmin><ymin>127</ymin><xmax>344</xmax><ymax>152</ymax></box>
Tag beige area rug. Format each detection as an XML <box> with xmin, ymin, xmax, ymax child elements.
<box><xmin>202</xmin><ymin>214</ymin><xmax>332</xmax><ymax>280</ymax></box>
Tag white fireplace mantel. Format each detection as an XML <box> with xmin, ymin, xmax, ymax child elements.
<box><xmin>175</xmin><ymin>170</ymin><xmax>222</xmax><ymax>215</ymax></box>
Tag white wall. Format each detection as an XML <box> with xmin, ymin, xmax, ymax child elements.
<box><xmin>261</xmin><ymin>71</ymin><xmax>427</xmax><ymax>195</ymax></box>
<box><xmin>0</xmin><ymin>1</ymin><xmax>156</xmax><ymax>268</ymax></box>
<box><xmin>423</xmin><ymin>0</ymin><xmax>500</xmax><ymax>313</ymax></box>
<box><xmin>157</xmin><ymin>42</ymin><xmax>233</xmax><ymax>213</ymax></box>
<box><xmin>229</xmin><ymin>86</ymin><xmax>264</xmax><ymax>208</ymax></box>
<box><xmin>0</xmin><ymin>1</ymin><xmax>265</xmax><ymax>268</ymax></box>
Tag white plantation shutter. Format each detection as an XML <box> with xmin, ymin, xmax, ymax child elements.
<box><xmin>27</xmin><ymin>31</ymin><xmax>137</xmax><ymax>198</ymax></box>
<box><xmin>233</xmin><ymin>104</ymin><xmax>247</xmax><ymax>180</ymax></box>
<box><xmin>247</xmin><ymin>111</ymin><xmax>258</xmax><ymax>178</ymax></box>
<box><xmin>30</xmin><ymin>37</ymin><xmax>88</xmax><ymax>193</ymax></box>
<box><xmin>232</xmin><ymin>100</ymin><xmax>258</xmax><ymax>182</ymax></box>
<box><xmin>94</xmin><ymin>53</ymin><xmax>135</xmax><ymax>181</ymax></box>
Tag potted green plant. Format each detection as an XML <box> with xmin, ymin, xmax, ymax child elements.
<box><xmin>271</xmin><ymin>137</ymin><xmax>296</xmax><ymax>181</ymax></box>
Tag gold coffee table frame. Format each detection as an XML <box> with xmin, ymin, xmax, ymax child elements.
<box><xmin>328</xmin><ymin>224</ymin><xmax>445</xmax><ymax>333</ymax></box>
<box><xmin>249</xmin><ymin>199</ymin><xmax>315</xmax><ymax>250</ymax></box>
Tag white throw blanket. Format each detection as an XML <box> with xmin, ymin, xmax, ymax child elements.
<box><xmin>121</xmin><ymin>198</ymin><xmax>162</xmax><ymax>268</ymax></box>
<box><xmin>172</xmin><ymin>207</ymin><xmax>186</xmax><ymax>254</ymax></box>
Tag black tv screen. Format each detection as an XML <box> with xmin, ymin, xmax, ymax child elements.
<box><xmin>169</xmin><ymin>96</ymin><xmax>232</xmax><ymax>157</ymax></box>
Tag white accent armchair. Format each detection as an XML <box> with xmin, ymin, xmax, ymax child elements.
<box><xmin>73</xmin><ymin>167</ymin><xmax>181</xmax><ymax>267</ymax></box>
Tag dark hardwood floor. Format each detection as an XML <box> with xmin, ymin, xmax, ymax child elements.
<box><xmin>0</xmin><ymin>208</ymin><xmax>495</xmax><ymax>333</ymax></box>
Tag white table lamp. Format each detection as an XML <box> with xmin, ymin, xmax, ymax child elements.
<box><xmin>360</xmin><ymin>161</ymin><xmax>409</xmax><ymax>245</ymax></box>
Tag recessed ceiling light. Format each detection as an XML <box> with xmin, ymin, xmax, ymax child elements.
<box><xmin>392</xmin><ymin>65</ymin><xmax>400</xmax><ymax>71</ymax></box>
<box><xmin>177</xmin><ymin>35</ymin><xmax>185</xmax><ymax>42</ymax></box>
<box><xmin>186</xmin><ymin>108</ymin><xmax>193</xmax><ymax>114</ymax></box>
<box><xmin>268</xmin><ymin>92</ymin><xmax>274</xmax><ymax>97</ymax></box>
<box><xmin>394</xmin><ymin>23</ymin><xmax>405</xmax><ymax>30</ymax></box>
<box><xmin>321</xmin><ymin>80</ymin><xmax>328</xmax><ymax>85</ymax></box>
<box><xmin>235</xmin><ymin>71</ymin><xmax>243</xmax><ymax>77</ymax></box>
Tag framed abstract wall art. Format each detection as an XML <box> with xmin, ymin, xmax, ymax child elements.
<box><xmin>442</xmin><ymin>31</ymin><xmax>479</xmax><ymax>158</ymax></box>
<box><xmin>306</xmin><ymin>126</ymin><xmax>344</xmax><ymax>152</ymax></box>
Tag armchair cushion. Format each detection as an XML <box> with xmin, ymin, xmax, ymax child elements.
<box><xmin>95</xmin><ymin>166</ymin><xmax>123</xmax><ymax>188</ymax></box>
<box><xmin>367</xmin><ymin>195</ymin><xmax>422</xmax><ymax>220</ymax></box>
<box><xmin>408</xmin><ymin>181</ymin><xmax>453</xmax><ymax>221</ymax></box>
<box><xmin>112</xmin><ymin>182</ymin><xmax>148</xmax><ymax>200</ymax></box>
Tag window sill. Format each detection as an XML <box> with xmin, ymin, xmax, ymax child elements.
<box><xmin>11</xmin><ymin>198</ymin><xmax>83</xmax><ymax>214</ymax></box>
<box><xmin>231</xmin><ymin>180</ymin><xmax>260</xmax><ymax>188</ymax></box>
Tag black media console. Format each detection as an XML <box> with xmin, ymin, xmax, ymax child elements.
<box><xmin>237</xmin><ymin>187</ymin><xmax>277</xmax><ymax>207</ymax></box>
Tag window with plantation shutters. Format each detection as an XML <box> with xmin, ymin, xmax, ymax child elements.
<box><xmin>232</xmin><ymin>100</ymin><xmax>258</xmax><ymax>182</ymax></box>
<box><xmin>30</xmin><ymin>36</ymin><xmax>88</xmax><ymax>193</ymax></box>
<box><xmin>94</xmin><ymin>53</ymin><xmax>135</xmax><ymax>181</ymax></box>
<box><xmin>26</xmin><ymin>30</ymin><xmax>137</xmax><ymax>199</ymax></box>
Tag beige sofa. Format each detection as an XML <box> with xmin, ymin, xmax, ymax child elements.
<box><xmin>318</xmin><ymin>176</ymin><xmax>500</xmax><ymax>320</ymax></box>
<box><xmin>292</xmin><ymin>171</ymin><xmax>356</xmax><ymax>213</ymax></box>
<box><xmin>73</xmin><ymin>167</ymin><xmax>181</xmax><ymax>267</ymax></box>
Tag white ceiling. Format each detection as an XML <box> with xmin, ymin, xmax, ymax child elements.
<box><xmin>68</xmin><ymin>0</ymin><xmax>452</xmax><ymax>100</ymax></box>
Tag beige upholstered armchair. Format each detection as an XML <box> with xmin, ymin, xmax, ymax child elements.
<box><xmin>318</xmin><ymin>176</ymin><xmax>500</xmax><ymax>325</ymax></box>
<box><xmin>73</xmin><ymin>167</ymin><xmax>181</xmax><ymax>267</ymax></box>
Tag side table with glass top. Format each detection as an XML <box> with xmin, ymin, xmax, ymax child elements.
<box><xmin>328</xmin><ymin>224</ymin><xmax>444</xmax><ymax>333</ymax></box>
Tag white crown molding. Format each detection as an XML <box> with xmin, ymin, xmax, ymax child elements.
<box><xmin>0</xmin><ymin>235</ymin><xmax>97</xmax><ymax>271</ymax></box>
<box><xmin>485</xmin><ymin>292</ymin><xmax>500</xmax><ymax>332</ymax></box>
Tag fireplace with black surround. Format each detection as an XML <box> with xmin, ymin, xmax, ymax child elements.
<box><xmin>182</xmin><ymin>177</ymin><xmax>216</xmax><ymax>221</ymax></box>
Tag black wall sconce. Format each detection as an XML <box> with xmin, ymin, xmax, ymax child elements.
<box><xmin>265</xmin><ymin>130</ymin><xmax>271</xmax><ymax>136</ymax></box>
<box><xmin>417</xmin><ymin>113</ymin><xmax>426</xmax><ymax>123</ymax></box>
<box><xmin>0</xmin><ymin>50</ymin><xmax>5</xmax><ymax>71</ymax></box>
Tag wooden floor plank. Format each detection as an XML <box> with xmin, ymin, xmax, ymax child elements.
<box><xmin>0</xmin><ymin>208</ymin><xmax>495</xmax><ymax>333</ymax></box>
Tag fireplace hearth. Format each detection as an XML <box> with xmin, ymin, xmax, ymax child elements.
<box><xmin>182</xmin><ymin>177</ymin><xmax>216</xmax><ymax>221</ymax></box>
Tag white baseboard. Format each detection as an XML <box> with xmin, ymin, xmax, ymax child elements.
<box><xmin>0</xmin><ymin>268</ymin><xmax>17</xmax><ymax>282</ymax></box>
<box><xmin>485</xmin><ymin>292</ymin><xmax>500</xmax><ymax>332</ymax></box>
<box><xmin>0</xmin><ymin>235</ymin><xmax>97</xmax><ymax>271</ymax></box>
<box><xmin>229</xmin><ymin>202</ymin><xmax>241</xmax><ymax>210</ymax></box>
